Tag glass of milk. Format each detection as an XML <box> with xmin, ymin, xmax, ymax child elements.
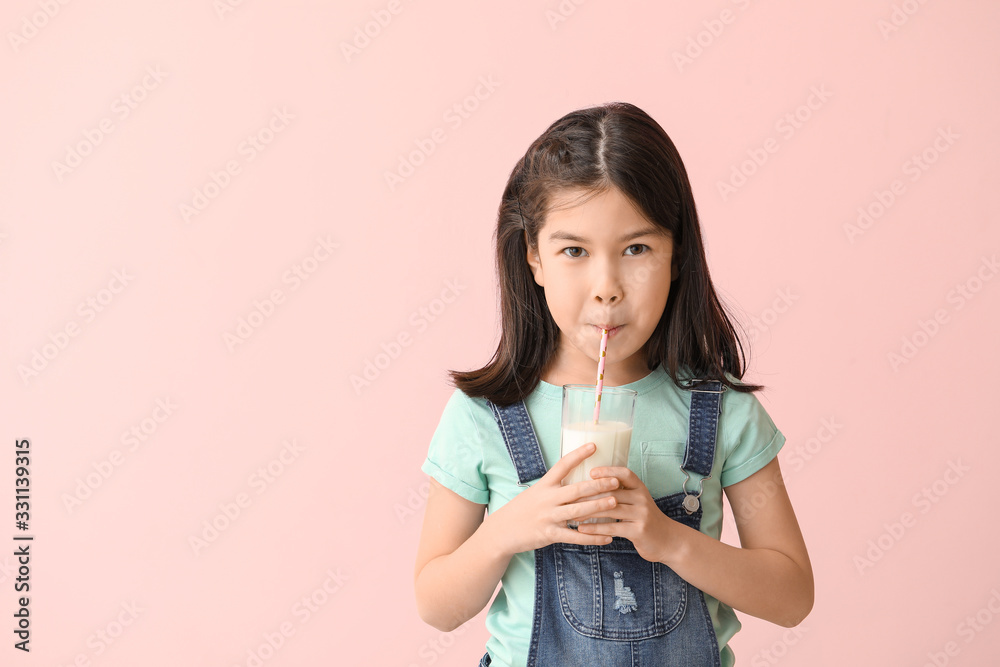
<box><xmin>560</xmin><ymin>384</ymin><xmax>637</xmax><ymax>527</ymax></box>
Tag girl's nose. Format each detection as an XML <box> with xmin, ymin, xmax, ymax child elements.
<box><xmin>593</xmin><ymin>260</ymin><xmax>623</xmax><ymax>303</ymax></box>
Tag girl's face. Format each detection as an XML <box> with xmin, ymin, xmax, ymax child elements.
<box><xmin>526</xmin><ymin>186</ymin><xmax>678</xmax><ymax>386</ymax></box>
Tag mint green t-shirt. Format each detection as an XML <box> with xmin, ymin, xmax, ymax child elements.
<box><xmin>421</xmin><ymin>365</ymin><xmax>785</xmax><ymax>667</ymax></box>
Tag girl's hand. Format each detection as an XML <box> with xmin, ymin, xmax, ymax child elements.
<box><xmin>487</xmin><ymin>443</ymin><xmax>620</xmax><ymax>555</ymax></box>
<box><xmin>574</xmin><ymin>466</ymin><xmax>678</xmax><ymax>564</ymax></box>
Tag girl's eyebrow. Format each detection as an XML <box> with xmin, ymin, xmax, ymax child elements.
<box><xmin>547</xmin><ymin>227</ymin><xmax>662</xmax><ymax>244</ymax></box>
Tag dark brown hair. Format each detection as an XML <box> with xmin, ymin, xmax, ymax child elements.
<box><xmin>449</xmin><ymin>102</ymin><xmax>761</xmax><ymax>405</ymax></box>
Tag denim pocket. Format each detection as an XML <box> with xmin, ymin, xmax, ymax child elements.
<box><xmin>552</xmin><ymin>539</ymin><xmax>688</xmax><ymax>640</ymax></box>
<box><xmin>640</xmin><ymin>440</ymin><xmax>687</xmax><ymax>501</ymax></box>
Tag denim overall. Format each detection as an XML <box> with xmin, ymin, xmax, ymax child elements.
<box><xmin>478</xmin><ymin>380</ymin><xmax>725</xmax><ymax>667</ymax></box>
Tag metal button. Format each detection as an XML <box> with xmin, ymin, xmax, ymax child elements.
<box><xmin>683</xmin><ymin>494</ymin><xmax>700</xmax><ymax>514</ymax></box>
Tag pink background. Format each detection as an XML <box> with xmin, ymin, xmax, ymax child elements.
<box><xmin>2</xmin><ymin>1</ymin><xmax>998</xmax><ymax>665</ymax></box>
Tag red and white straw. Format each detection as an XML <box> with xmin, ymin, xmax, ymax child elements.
<box><xmin>593</xmin><ymin>328</ymin><xmax>609</xmax><ymax>423</ymax></box>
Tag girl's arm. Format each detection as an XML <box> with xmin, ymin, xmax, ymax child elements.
<box><xmin>578</xmin><ymin>456</ymin><xmax>814</xmax><ymax>627</ymax></box>
<box><xmin>663</xmin><ymin>457</ymin><xmax>814</xmax><ymax>627</ymax></box>
<box><xmin>413</xmin><ymin>478</ymin><xmax>512</xmax><ymax>632</ymax></box>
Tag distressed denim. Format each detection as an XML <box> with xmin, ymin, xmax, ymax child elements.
<box><xmin>478</xmin><ymin>380</ymin><xmax>725</xmax><ymax>667</ymax></box>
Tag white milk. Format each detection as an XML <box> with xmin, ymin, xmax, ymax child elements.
<box><xmin>560</xmin><ymin>420</ymin><xmax>632</xmax><ymax>525</ymax></box>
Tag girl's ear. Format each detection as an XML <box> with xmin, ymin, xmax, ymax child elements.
<box><xmin>525</xmin><ymin>236</ymin><xmax>545</xmax><ymax>286</ymax></box>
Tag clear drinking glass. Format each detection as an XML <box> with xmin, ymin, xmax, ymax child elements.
<box><xmin>560</xmin><ymin>384</ymin><xmax>637</xmax><ymax>527</ymax></box>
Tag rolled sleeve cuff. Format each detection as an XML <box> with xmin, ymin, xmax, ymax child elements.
<box><xmin>720</xmin><ymin>430</ymin><xmax>786</xmax><ymax>487</ymax></box>
<box><xmin>421</xmin><ymin>459</ymin><xmax>490</xmax><ymax>504</ymax></box>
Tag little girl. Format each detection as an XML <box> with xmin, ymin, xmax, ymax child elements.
<box><xmin>414</xmin><ymin>102</ymin><xmax>813</xmax><ymax>667</ymax></box>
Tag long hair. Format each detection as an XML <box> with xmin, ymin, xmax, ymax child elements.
<box><xmin>450</xmin><ymin>102</ymin><xmax>761</xmax><ymax>406</ymax></box>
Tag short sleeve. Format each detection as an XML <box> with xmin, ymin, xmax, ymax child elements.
<box><xmin>421</xmin><ymin>389</ymin><xmax>490</xmax><ymax>504</ymax></box>
<box><xmin>720</xmin><ymin>391</ymin><xmax>786</xmax><ymax>487</ymax></box>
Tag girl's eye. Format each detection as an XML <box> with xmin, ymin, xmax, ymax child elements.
<box><xmin>624</xmin><ymin>244</ymin><xmax>649</xmax><ymax>256</ymax></box>
<box><xmin>562</xmin><ymin>247</ymin><xmax>586</xmax><ymax>258</ymax></box>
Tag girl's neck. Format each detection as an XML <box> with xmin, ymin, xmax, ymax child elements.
<box><xmin>540</xmin><ymin>351</ymin><xmax>652</xmax><ymax>388</ymax></box>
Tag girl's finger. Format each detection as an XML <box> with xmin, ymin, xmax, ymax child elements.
<box><xmin>572</xmin><ymin>495</ymin><xmax>617</xmax><ymax>520</ymax></box>
<box><xmin>590</xmin><ymin>466</ymin><xmax>635</xmax><ymax>486</ymax></box>
<box><xmin>551</xmin><ymin>442</ymin><xmax>596</xmax><ymax>476</ymax></box>
<box><xmin>557</xmin><ymin>476</ymin><xmax>618</xmax><ymax>503</ymax></box>
<box><xmin>563</xmin><ymin>528</ymin><xmax>613</xmax><ymax>545</ymax></box>
<box><xmin>557</xmin><ymin>494</ymin><xmax>613</xmax><ymax>524</ymax></box>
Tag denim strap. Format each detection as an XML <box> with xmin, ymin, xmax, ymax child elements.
<box><xmin>486</xmin><ymin>400</ymin><xmax>547</xmax><ymax>486</ymax></box>
<box><xmin>680</xmin><ymin>380</ymin><xmax>724</xmax><ymax>477</ymax></box>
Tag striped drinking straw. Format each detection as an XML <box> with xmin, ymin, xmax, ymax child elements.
<box><xmin>593</xmin><ymin>328</ymin><xmax>609</xmax><ymax>424</ymax></box>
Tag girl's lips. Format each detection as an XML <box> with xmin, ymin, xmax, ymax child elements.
<box><xmin>592</xmin><ymin>324</ymin><xmax>623</xmax><ymax>337</ymax></box>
